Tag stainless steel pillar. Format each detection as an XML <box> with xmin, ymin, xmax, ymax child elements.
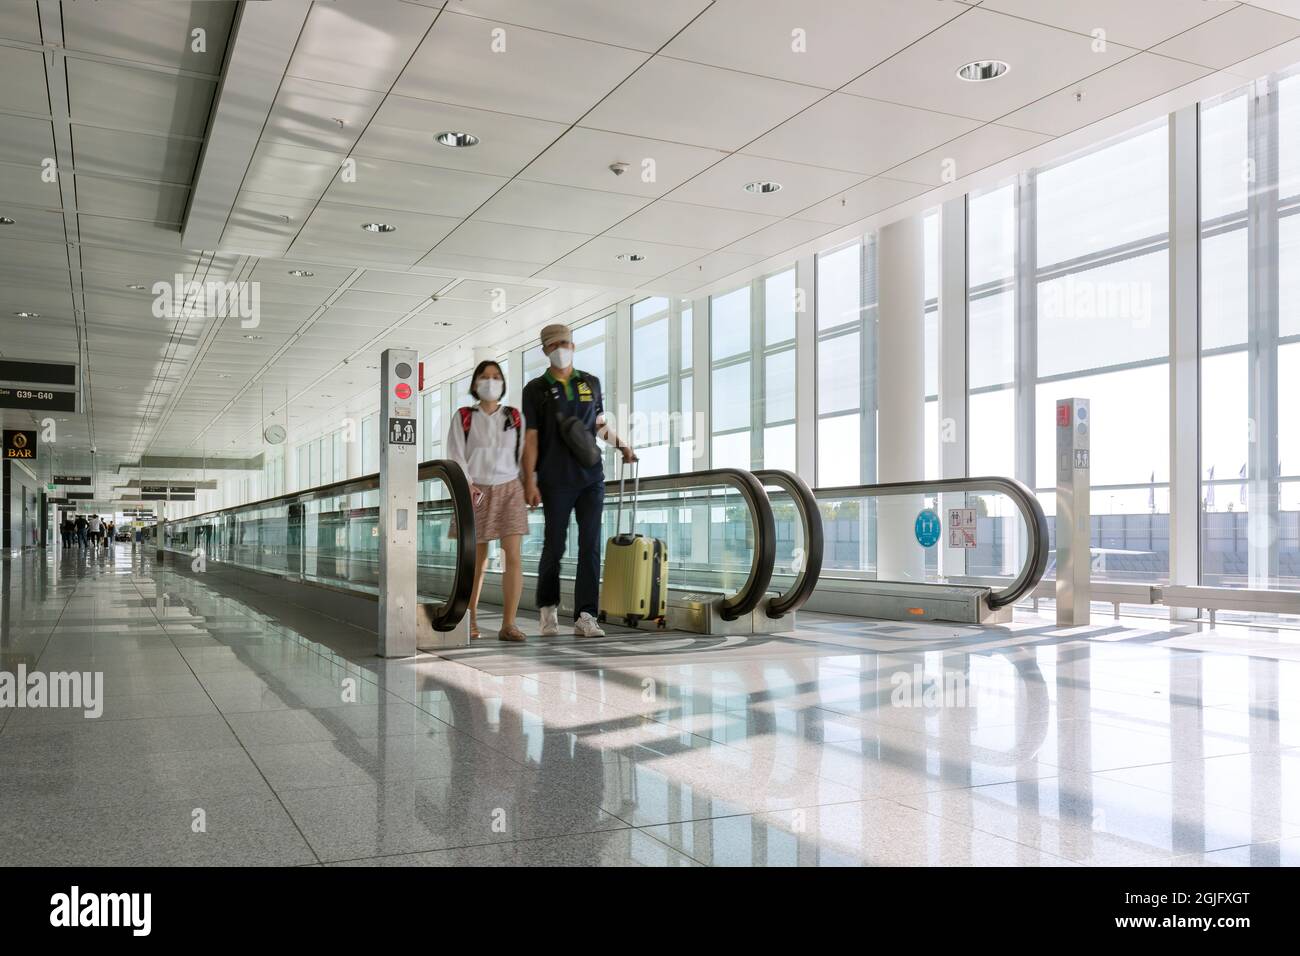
<box><xmin>378</xmin><ymin>348</ymin><xmax>420</xmax><ymax>658</ymax></box>
<box><xmin>1056</xmin><ymin>397</ymin><xmax>1090</xmax><ymax>626</ymax></box>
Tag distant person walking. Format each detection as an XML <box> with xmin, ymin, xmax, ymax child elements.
<box><xmin>75</xmin><ymin>514</ymin><xmax>87</xmax><ymax>548</ymax></box>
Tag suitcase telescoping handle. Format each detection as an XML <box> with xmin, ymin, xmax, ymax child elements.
<box><xmin>614</xmin><ymin>458</ymin><xmax>639</xmax><ymax>537</ymax></box>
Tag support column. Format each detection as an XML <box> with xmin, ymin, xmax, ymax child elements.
<box><xmin>1169</xmin><ymin>106</ymin><xmax>1202</xmax><ymax>616</ymax></box>
<box><xmin>1247</xmin><ymin>78</ymin><xmax>1280</xmax><ymax>588</ymax></box>
<box><xmin>692</xmin><ymin>294</ymin><xmax>710</xmax><ymax>470</ymax></box>
<box><xmin>876</xmin><ymin>215</ymin><xmax>927</xmax><ymax>582</ymax></box>
<box><xmin>939</xmin><ymin>198</ymin><xmax>969</xmax><ymax>581</ymax></box>
<box><xmin>794</xmin><ymin>254</ymin><xmax>817</xmax><ymax>482</ymax></box>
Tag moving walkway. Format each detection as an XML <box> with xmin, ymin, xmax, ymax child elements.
<box><xmin>162</xmin><ymin>463</ymin><xmax>823</xmax><ymax>643</ymax></box>
<box><xmin>161</xmin><ymin>465</ymin><xmax>1047</xmax><ymax>639</ymax></box>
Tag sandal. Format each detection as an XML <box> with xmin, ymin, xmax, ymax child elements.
<box><xmin>469</xmin><ymin>613</ymin><xmax>481</xmax><ymax>640</ymax></box>
<box><xmin>498</xmin><ymin>624</ymin><xmax>526</xmax><ymax>643</ymax></box>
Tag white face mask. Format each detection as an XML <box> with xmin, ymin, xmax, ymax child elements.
<box><xmin>548</xmin><ymin>347</ymin><xmax>573</xmax><ymax>369</ymax></box>
<box><xmin>476</xmin><ymin>377</ymin><xmax>503</xmax><ymax>401</ymax></box>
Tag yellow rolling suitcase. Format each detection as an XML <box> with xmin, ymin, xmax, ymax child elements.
<box><xmin>599</xmin><ymin>462</ymin><xmax>667</xmax><ymax>628</ymax></box>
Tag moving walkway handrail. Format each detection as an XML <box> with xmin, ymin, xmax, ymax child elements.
<box><xmin>813</xmin><ymin>475</ymin><xmax>1049</xmax><ymax>609</ymax></box>
<box><xmin>165</xmin><ymin>458</ymin><xmax>478</xmax><ymax>631</ymax></box>
<box><xmin>614</xmin><ymin>467</ymin><xmax>776</xmax><ymax>622</ymax></box>
<box><xmin>754</xmin><ymin>469</ymin><xmax>823</xmax><ymax>619</ymax></box>
<box><xmin>412</xmin><ymin>466</ymin><xmax>777</xmax><ymax>623</ymax></box>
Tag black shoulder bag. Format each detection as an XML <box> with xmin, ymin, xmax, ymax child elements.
<box><xmin>545</xmin><ymin>377</ymin><xmax>602</xmax><ymax>468</ymax></box>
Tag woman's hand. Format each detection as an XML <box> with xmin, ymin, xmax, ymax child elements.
<box><xmin>524</xmin><ymin>481</ymin><xmax>542</xmax><ymax>509</ymax></box>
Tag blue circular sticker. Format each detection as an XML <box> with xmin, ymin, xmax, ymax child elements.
<box><xmin>915</xmin><ymin>508</ymin><xmax>942</xmax><ymax>548</ymax></box>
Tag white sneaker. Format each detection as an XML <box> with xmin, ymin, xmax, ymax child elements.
<box><xmin>538</xmin><ymin>605</ymin><xmax>560</xmax><ymax>637</ymax></box>
<box><xmin>573</xmin><ymin>612</ymin><xmax>605</xmax><ymax>638</ymax></box>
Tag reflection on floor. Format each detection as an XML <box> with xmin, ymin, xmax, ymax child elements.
<box><xmin>2</xmin><ymin>546</ymin><xmax>1298</xmax><ymax>866</ymax></box>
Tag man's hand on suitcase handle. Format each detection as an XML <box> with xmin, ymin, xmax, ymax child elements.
<box><xmin>619</xmin><ymin>444</ymin><xmax>637</xmax><ymax>464</ymax></box>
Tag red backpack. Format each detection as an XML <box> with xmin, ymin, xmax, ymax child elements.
<box><xmin>459</xmin><ymin>405</ymin><xmax>522</xmax><ymax>459</ymax></box>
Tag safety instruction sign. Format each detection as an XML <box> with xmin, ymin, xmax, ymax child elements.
<box><xmin>915</xmin><ymin>509</ymin><xmax>942</xmax><ymax>548</ymax></box>
<box><xmin>387</xmin><ymin>417</ymin><xmax>416</xmax><ymax>446</ymax></box>
<box><xmin>948</xmin><ymin>508</ymin><xmax>977</xmax><ymax>549</ymax></box>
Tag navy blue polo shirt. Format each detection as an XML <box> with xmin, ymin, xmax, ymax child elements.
<box><xmin>522</xmin><ymin>369</ymin><xmax>605</xmax><ymax>488</ymax></box>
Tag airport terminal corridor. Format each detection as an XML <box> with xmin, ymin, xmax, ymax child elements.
<box><xmin>3</xmin><ymin>545</ymin><xmax>1296</xmax><ymax>867</ymax></box>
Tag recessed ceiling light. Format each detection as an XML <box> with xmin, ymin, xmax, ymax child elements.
<box><xmin>744</xmin><ymin>180</ymin><xmax>782</xmax><ymax>194</ymax></box>
<box><xmin>14</xmin><ymin>311</ymin><xmax>39</xmax><ymax>318</ymax></box>
<box><xmin>617</xmin><ymin>253</ymin><xmax>646</xmax><ymax>263</ymax></box>
<box><xmin>287</xmin><ymin>269</ymin><xmax>314</xmax><ymax>278</ymax></box>
<box><xmin>361</xmin><ymin>222</ymin><xmax>397</xmax><ymax>233</ymax></box>
<box><xmin>242</xmin><ymin>334</ymin><xmax>262</xmax><ymax>340</ymax></box>
<box><xmin>435</xmin><ymin>321</ymin><xmax>453</xmax><ymax>326</ymax></box>
<box><xmin>957</xmin><ymin>60</ymin><xmax>1009</xmax><ymax>82</ymax></box>
<box><xmin>218</xmin><ymin>374</ymin><xmax>231</xmax><ymax>379</ymax></box>
<box><xmin>436</xmin><ymin>131</ymin><xmax>479</xmax><ymax>148</ymax></box>
<box><xmin>126</xmin><ymin>284</ymin><xmax>146</xmax><ymax>290</ymax></box>
<box><xmin>0</xmin><ymin>216</ymin><xmax>14</xmax><ymax>225</ymax></box>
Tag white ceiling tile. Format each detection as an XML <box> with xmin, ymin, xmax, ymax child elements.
<box><xmin>1151</xmin><ymin>4</ymin><xmax>1300</xmax><ymax>70</ymax></box>
<box><xmin>73</xmin><ymin>174</ymin><xmax>189</xmax><ymax>223</ymax></box>
<box><xmin>332</xmin><ymin>289</ymin><xmax>431</xmax><ymax>314</ymax></box>
<box><xmin>394</xmin><ymin>11</ymin><xmax>647</xmax><ymax>123</ymax></box>
<box><xmin>844</xmin><ymin>8</ymin><xmax>1138</xmax><ymax>122</ymax></box>
<box><xmin>666</xmin><ymin>153</ymin><xmax>865</xmax><ymax>217</ymax></box>
<box><xmin>448</xmin><ymin>0</ymin><xmax>711</xmax><ymax>51</ymax></box>
<box><xmin>1000</xmin><ymin>53</ymin><xmax>1212</xmax><ymax>136</ymax></box>
<box><xmin>981</xmin><ymin>0</ymin><xmax>1236</xmax><ymax>49</ymax></box>
<box><xmin>440</xmin><ymin>278</ymin><xmax>546</xmax><ymax>304</ymax></box>
<box><xmin>286</xmin><ymin>0</ymin><xmax>439</xmax><ymax>93</ymax></box>
<box><xmin>520</xmin><ymin>127</ymin><xmax>728</xmax><ymax>198</ymax></box>
<box><xmin>356</xmin><ymin>95</ymin><xmax>567</xmax><ymax>176</ymax></box>
<box><xmin>474</xmin><ymin>180</ymin><xmax>649</xmax><ymax>234</ymax></box>
<box><xmin>582</xmin><ymin>57</ymin><xmax>825</xmax><ymax>151</ymax></box>
<box><xmin>795</xmin><ymin>177</ymin><xmax>931</xmax><ymax>226</ymax></box>
<box><xmin>531</xmin><ymin>264</ymin><xmax>640</xmax><ymax>289</ymax></box>
<box><xmin>0</xmin><ymin>2</ymin><xmax>42</xmax><ymax>43</ymax></box>
<box><xmin>260</xmin><ymin>76</ymin><xmax>384</xmax><ymax>152</ymax></box>
<box><xmin>322</xmin><ymin>156</ymin><xmax>507</xmax><ymax>218</ymax></box>
<box><xmin>0</xmin><ymin>46</ymin><xmax>50</xmax><ymax>115</ymax></box>
<box><xmin>646</xmin><ymin>250</ymin><xmax>764</xmax><ymax>291</ymax></box>
<box><xmin>241</xmin><ymin>141</ymin><xmax>346</xmax><ymax>200</ymax></box>
<box><xmin>412</xmin><ymin>250</ymin><xmax>545</xmax><ymax>279</ymax></box>
<box><xmin>71</xmin><ymin>125</ymin><xmax>201</xmax><ymax>184</ymax></box>
<box><xmin>885</xmin><ymin>123</ymin><xmax>1052</xmax><ymax>186</ymax></box>
<box><xmin>66</xmin><ymin>59</ymin><xmax>216</xmax><ymax>139</ymax></box>
<box><xmin>551</xmin><ymin>235</ymin><xmax>710</xmax><ymax>275</ymax></box>
<box><xmin>606</xmin><ymin>200</ymin><xmax>780</xmax><ymax>248</ymax></box>
<box><xmin>663</xmin><ymin>0</ymin><xmax>967</xmax><ymax>89</ymax></box>
<box><xmin>77</xmin><ymin>215</ymin><xmax>184</xmax><ymax>254</ymax></box>
<box><xmin>1247</xmin><ymin>1</ymin><xmax>1300</xmax><ymax>18</ymax></box>
<box><xmin>352</xmin><ymin>271</ymin><xmax>455</xmax><ymax>296</ymax></box>
<box><xmin>62</xmin><ymin>0</ymin><xmax>236</xmax><ymax>74</ymax></box>
<box><xmin>296</xmin><ymin>201</ymin><xmax>461</xmax><ymax>251</ymax></box>
<box><xmin>724</xmin><ymin>218</ymin><xmax>839</xmax><ymax>257</ymax></box>
<box><xmin>433</xmin><ymin>220</ymin><xmax>591</xmax><ymax>265</ymax></box>
<box><xmin>285</xmin><ymin>237</ymin><xmax>430</xmax><ymax>270</ymax></box>
<box><xmin>747</xmin><ymin>94</ymin><xmax>981</xmax><ymax>176</ymax></box>
<box><xmin>0</xmin><ymin>207</ymin><xmax>66</xmax><ymax>245</ymax></box>
<box><xmin>0</xmin><ymin>113</ymin><xmax>55</xmax><ymax>166</ymax></box>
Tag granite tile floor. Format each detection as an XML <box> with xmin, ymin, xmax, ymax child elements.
<box><xmin>2</xmin><ymin>544</ymin><xmax>1298</xmax><ymax>866</ymax></box>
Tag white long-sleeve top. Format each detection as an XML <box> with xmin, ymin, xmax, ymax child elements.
<box><xmin>446</xmin><ymin>403</ymin><xmax>526</xmax><ymax>486</ymax></box>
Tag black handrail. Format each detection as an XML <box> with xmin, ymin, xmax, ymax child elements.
<box><xmin>165</xmin><ymin>458</ymin><xmax>478</xmax><ymax>631</ymax></box>
<box><xmin>813</xmin><ymin>475</ymin><xmax>1048</xmax><ymax>609</ymax></box>
<box><xmin>754</xmin><ymin>469</ymin><xmax>823</xmax><ymax>619</ymax></box>
<box><xmin>420</xmin><ymin>460</ymin><xmax>475</xmax><ymax>631</ymax></box>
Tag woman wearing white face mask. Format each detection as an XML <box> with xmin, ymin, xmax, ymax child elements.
<box><xmin>447</xmin><ymin>360</ymin><xmax>529</xmax><ymax>641</ymax></box>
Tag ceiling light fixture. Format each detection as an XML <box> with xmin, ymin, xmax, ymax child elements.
<box><xmin>957</xmin><ymin>60</ymin><xmax>1009</xmax><ymax>82</ymax></box>
<box><xmin>0</xmin><ymin>216</ymin><xmax>15</xmax><ymax>225</ymax></box>
<box><xmin>616</xmin><ymin>253</ymin><xmax>646</xmax><ymax>263</ymax></box>
<box><xmin>242</xmin><ymin>334</ymin><xmax>262</xmax><ymax>340</ymax></box>
<box><xmin>361</xmin><ymin>222</ymin><xmax>397</xmax><ymax>233</ymax></box>
<box><xmin>14</xmin><ymin>311</ymin><xmax>39</xmax><ymax>318</ymax></box>
<box><xmin>436</xmin><ymin>131</ymin><xmax>479</xmax><ymax>148</ymax></box>
<box><xmin>287</xmin><ymin>269</ymin><xmax>314</xmax><ymax>277</ymax></box>
<box><xmin>126</xmin><ymin>284</ymin><xmax>146</xmax><ymax>290</ymax></box>
<box><xmin>744</xmin><ymin>180</ymin><xmax>782</xmax><ymax>194</ymax></box>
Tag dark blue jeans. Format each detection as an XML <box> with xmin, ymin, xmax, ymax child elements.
<box><xmin>536</xmin><ymin>477</ymin><xmax>605</xmax><ymax>618</ymax></box>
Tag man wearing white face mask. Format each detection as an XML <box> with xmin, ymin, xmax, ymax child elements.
<box><xmin>447</xmin><ymin>360</ymin><xmax>529</xmax><ymax>641</ymax></box>
<box><xmin>522</xmin><ymin>324</ymin><xmax>636</xmax><ymax>638</ymax></box>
